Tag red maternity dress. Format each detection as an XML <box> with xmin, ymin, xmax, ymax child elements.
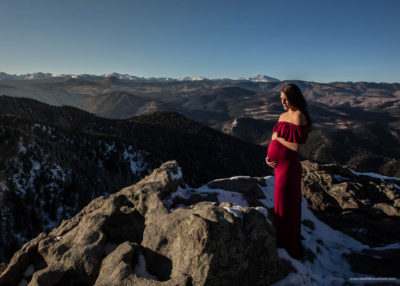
<box><xmin>267</xmin><ymin>121</ymin><xmax>309</xmax><ymax>259</ymax></box>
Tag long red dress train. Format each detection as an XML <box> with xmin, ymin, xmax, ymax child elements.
<box><xmin>267</xmin><ymin>121</ymin><xmax>309</xmax><ymax>259</ymax></box>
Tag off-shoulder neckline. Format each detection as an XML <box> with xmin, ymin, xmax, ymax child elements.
<box><xmin>277</xmin><ymin>121</ymin><xmax>308</xmax><ymax>127</ymax></box>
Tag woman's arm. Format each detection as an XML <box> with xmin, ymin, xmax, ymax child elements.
<box><xmin>272</xmin><ymin>132</ymin><xmax>300</xmax><ymax>152</ymax></box>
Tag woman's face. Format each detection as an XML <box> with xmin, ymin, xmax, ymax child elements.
<box><xmin>280</xmin><ymin>92</ymin><xmax>291</xmax><ymax>110</ymax></box>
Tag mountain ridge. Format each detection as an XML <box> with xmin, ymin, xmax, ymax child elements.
<box><xmin>1</xmin><ymin>77</ymin><xmax>399</xmax><ymax>178</ymax></box>
<box><xmin>0</xmin><ymin>95</ymin><xmax>269</xmax><ymax>262</ymax></box>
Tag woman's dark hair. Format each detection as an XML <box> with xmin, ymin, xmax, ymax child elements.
<box><xmin>281</xmin><ymin>84</ymin><xmax>312</xmax><ymax>129</ymax></box>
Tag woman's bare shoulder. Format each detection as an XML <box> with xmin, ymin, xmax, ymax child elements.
<box><xmin>278</xmin><ymin>112</ymin><xmax>289</xmax><ymax>121</ymax></box>
<box><xmin>292</xmin><ymin>112</ymin><xmax>307</xmax><ymax>125</ymax></box>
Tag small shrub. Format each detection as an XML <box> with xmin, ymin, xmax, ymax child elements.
<box><xmin>0</xmin><ymin>262</ymin><xmax>7</xmax><ymax>275</ymax></box>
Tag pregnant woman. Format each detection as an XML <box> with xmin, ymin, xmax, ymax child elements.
<box><xmin>266</xmin><ymin>84</ymin><xmax>311</xmax><ymax>259</ymax></box>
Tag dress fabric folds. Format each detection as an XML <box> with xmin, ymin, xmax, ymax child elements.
<box><xmin>267</xmin><ymin>121</ymin><xmax>309</xmax><ymax>259</ymax></box>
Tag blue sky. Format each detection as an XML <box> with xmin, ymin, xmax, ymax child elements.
<box><xmin>0</xmin><ymin>0</ymin><xmax>399</xmax><ymax>83</ymax></box>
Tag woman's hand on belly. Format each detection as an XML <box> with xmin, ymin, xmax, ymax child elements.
<box><xmin>265</xmin><ymin>156</ymin><xmax>277</xmax><ymax>168</ymax></box>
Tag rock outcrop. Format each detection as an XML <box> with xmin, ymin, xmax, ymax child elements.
<box><xmin>0</xmin><ymin>96</ymin><xmax>271</xmax><ymax>263</ymax></box>
<box><xmin>302</xmin><ymin>160</ymin><xmax>400</xmax><ymax>246</ymax></box>
<box><xmin>0</xmin><ymin>161</ymin><xmax>291</xmax><ymax>286</ymax></box>
<box><xmin>301</xmin><ymin>160</ymin><xmax>400</xmax><ymax>278</ymax></box>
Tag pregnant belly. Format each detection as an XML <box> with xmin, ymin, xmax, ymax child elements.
<box><xmin>267</xmin><ymin>140</ymin><xmax>298</xmax><ymax>164</ymax></box>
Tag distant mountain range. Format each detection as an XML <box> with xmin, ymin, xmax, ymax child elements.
<box><xmin>0</xmin><ymin>74</ymin><xmax>399</xmax><ymax>178</ymax></box>
<box><xmin>0</xmin><ymin>72</ymin><xmax>280</xmax><ymax>82</ymax></box>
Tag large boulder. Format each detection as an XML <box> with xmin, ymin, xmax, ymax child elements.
<box><xmin>0</xmin><ymin>161</ymin><xmax>291</xmax><ymax>286</ymax></box>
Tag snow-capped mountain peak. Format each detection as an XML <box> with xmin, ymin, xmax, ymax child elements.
<box><xmin>179</xmin><ymin>76</ymin><xmax>208</xmax><ymax>81</ymax></box>
<box><xmin>239</xmin><ymin>74</ymin><xmax>280</xmax><ymax>82</ymax></box>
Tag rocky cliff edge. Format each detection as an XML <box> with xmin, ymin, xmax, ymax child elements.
<box><xmin>0</xmin><ymin>161</ymin><xmax>291</xmax><ymax>286</ymax></box>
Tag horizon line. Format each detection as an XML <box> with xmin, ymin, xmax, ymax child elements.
<box><xmin>0</xmin><ymin>71</ymin><xmax>399</xmax><ymax>85</ymax></box>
